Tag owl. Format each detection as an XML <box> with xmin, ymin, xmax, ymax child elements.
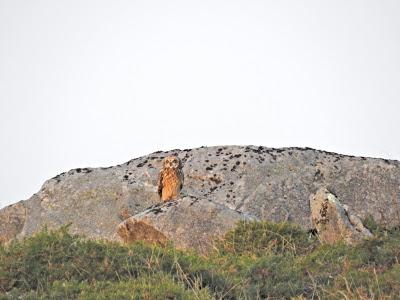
<box><xmin>157</xmin><ymin>156</ymin><xmax>184</xmax><ymax>202</ymax></box>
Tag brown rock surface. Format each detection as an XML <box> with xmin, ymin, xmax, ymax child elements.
<box><xmin>117</xmin><ymin>196</ymin><xmax>255</xmax><ymax>253</ymax></box>
<box><xmin>310</xmin><ymin>188</ymin><xmax>373</xmax><ymax>245</ymax></box>
<box><xmin>117</xmin><ymin>219</ymin><xmax>168</xmax><ymax>247</ymax></box>
<box><xmin>0</xmin><ymin>201</ymin><xmax>26</xmax><ymax>244</ymax></box>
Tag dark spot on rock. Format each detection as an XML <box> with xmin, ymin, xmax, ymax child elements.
<box><xmin>230</xmin><ymin>181</ymin><xmax>234</xmax><ymax>185</ymax></box>
<box><xmin>234</xmin><ymin>154</ymin><xmax>242</xmax><ymax>158</ymax></box>
<box><xmin>314</xmin><ymin>170</ymin><xmax>324</xmax><ymax>181</ymax></box>
<box><xmin>150</xmin><ymin>207</ymin><xmax>164</xmax><ymax>215</ymax></box>
<box><xmin>206</xmin><ymin>167</ymin><xmax>213</xmax><ymax>171</ymax></box>
<box><xmin>137</xmin><ymin>160</ymin><xmax>148</xmax><ymax>168</ymax></box>
<box><xmin>205</xmin><ymin>160</ymin><xmax>209</xmax><ymax>163</ymax></box>
<box><xmin>210</xmin><ymin>176</ymin><xmax>222</xmax><ymax>184</ymax></box>
<box><xmin>166</xmin><ymin>201</ymin><xmax>175</xmax><ymax>207</ymax></box>
<box><xmin>123</xmin><ymin>175</ymin><xmax>129</xmax><ymax>180</ymax></box>
<box><xmin>236</xmin><ymin>161</ymin><xmax>240</xmax><ymax>166</ymax></box>
<box><xmin>226</xmin><ymin>194</ymin><xmax>231</xmax><ymax>198</ymax></box>
<box><xmin>210</xmin><ymin>186</ymin><xmax>217</xmax><ymax>192</ymax></box>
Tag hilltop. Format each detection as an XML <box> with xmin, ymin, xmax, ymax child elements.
<box><xmin>1</xmin><ymin>146</ymin><xmax>400</xmax><ymax>250</ymax></box>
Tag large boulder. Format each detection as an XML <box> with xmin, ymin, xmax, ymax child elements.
<box><xmin>117</xmin><ymin>196</ymin><xmax>255</xmax><ymax>253</ymax></box>
<box><xmin>310</xmin><ymin>188</ymin><xmax>373</xmax><ymax>245</ymax></box>
<box><xmin>1</xmin><ymin>146</ymin><xmax>399</xmax><ymax>244</ymax></box>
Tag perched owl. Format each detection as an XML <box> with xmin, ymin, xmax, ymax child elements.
<box><xmin>157</xmin><ymin>156</ymin><xmax>184</xmax><ymax>202</ymax></box>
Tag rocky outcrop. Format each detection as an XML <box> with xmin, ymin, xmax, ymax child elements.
<box><xmin>117</xmin><ymin>196</ymin><xmax>254</xmax><ymax>253</ymax></box>
<box><xmin>310</xmin><ymin>188</ymin><xmax>373</xmax><ymax>245</ymax></box>
<box><xmin>0</xmin><ymin>201</ymin><xmax>26</xmax><ymax>244</ymax></box>
<box><xmin>1</xmin><ymin>146</ymin><xmax>399</xmax><ymax>245</ymax></box>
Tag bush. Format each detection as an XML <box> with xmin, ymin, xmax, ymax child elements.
<box><xmin>216</xmin><ymin>220</ymin><xmax>317</xmax><ymax>257</ymax></box>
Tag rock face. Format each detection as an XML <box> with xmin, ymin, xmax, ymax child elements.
<box><xmin>0</xmin><ymin>201</ymin><xmax>26</xmax><ymax>244</ymax></box>
<box><xmin>117</xmin><ymin>196</ymin><xmax>254</xmax><ymax>253</ymax></box>
<box><xmin>310</xmin><ymin>188</ymin><xmax>373</xmax><ymax>244</ymax></box>
<box><xmin>1</xmin><ymin>146</ymin><xmax>400</xmax><ymax>245</ymax></box>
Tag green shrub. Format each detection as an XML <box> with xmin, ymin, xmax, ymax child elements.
<box><xmin>1</xmin><ymin>218</ymin><xmax>400</xmax><ymax>299</ymax></box>
<box><xmin>216</xmin><ymin>220</ymin><xmax>317</xmax><ymax>257</ymax></box>
<box><xmin>0</xmin><ymin>226</ymin><xmax>232</xmax><ymax>298</ymax></box>
<box><xmin>1</xmin><ymin>274</ymin><xmax>214</xmax><ymax>300</ymax></box>
<box><xmin>244</xmin><ymin>255</ymin><xmax>311</xmax><ymax>299</ymax></box>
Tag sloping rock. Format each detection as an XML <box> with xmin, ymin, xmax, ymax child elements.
<box><xmin>117</xmin><ymin>196</ymin><xmax>255</xmax><ymax>253</ymax></box>
<box><xmin>0</xmin><ymin>201</ymin><xmax>26</xmax><ymax>244</ymax></box>
<box><xmin>310</xmin><ymin>188</ymin><xmax>373</xmax><ymax>244</ymax></box>
<box><xmin>1</xmin><ymin>146</ymin><xmax>400</xmax><ymax>243</ymax></box>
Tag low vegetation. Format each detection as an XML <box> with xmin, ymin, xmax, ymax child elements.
<box><xmin>1</xmin><ymin>219</ymin><xmax>399</xmax><ymax>299</ymax></box>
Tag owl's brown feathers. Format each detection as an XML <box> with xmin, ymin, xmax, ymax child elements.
<box><xmin>157</xmin><ymin>156</ymin><xmax>184</xmax><ymax>202</ymax></box>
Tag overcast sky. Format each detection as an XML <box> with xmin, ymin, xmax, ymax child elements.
<box><xmin>1</xmin><ymin>0</ymin><xmax>399</xmax><ymax>208</ymax></box>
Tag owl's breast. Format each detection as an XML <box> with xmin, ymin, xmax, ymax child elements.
<box><xmin>161</xmin><ymin>169</ymin><xmax>182</xmax><ymax>201</ymax></box>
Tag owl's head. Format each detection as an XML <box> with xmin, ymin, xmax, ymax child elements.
<box><xmin>163</xmin><ymin>156</ymin><xmax>182</xmax><ymax>170</ymax></box>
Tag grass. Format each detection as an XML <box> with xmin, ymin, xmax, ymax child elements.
<box><xmin>0</xmin><ymin>219</ymin><xmax>399</xmax><ymax>299</ymax></box>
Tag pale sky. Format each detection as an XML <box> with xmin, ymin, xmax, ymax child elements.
<box><xmin>1</xmin><ymin>0</ymin><xmax>400</xmax><ymax>208</ymax></box>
